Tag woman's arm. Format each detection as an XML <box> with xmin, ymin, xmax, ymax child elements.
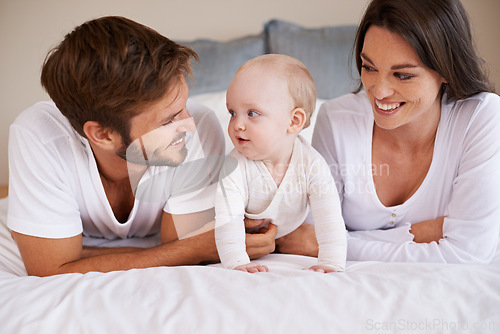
<box><xmin>410</xmin><ymin>217</ymin><xmax>444</xmax><ymax>243</ymax></box>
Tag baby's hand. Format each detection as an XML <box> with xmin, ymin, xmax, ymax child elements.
<box><xmin>234</xmin><ymin>262</ymin><xmax>269</xmax><ymax>273</ymax></box>
<box><xmin>306</xmin><ymin>265</ymin><xmax>343</xmax><ymax>273</ymax></box>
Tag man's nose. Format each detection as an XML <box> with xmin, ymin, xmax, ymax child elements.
<box><xmin>176</xmin><ymin>110</ymin><xmax>196</xmax><ymax>132</ymax></box>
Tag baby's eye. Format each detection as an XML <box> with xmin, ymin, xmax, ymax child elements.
<box><xmin>248</xmin><ymin>110</ymin><xmax>259</xmax><ymax>117</ymax></box>
<box><xmin>228</xmin><ymin>110</ymin><xmax>236</xmax><ymax>117</ymax></box>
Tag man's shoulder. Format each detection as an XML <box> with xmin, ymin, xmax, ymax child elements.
<box><xmin>12</xmin><ymin>101</ymin><xmax>81</xmax><ymax>143</ymax></box>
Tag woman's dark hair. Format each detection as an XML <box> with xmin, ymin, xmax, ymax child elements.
<box><xmin>354</xmin><ymin>0</ymin><xmax>495</xmax><ymax>99</ymax></box>
<box><xmin>41</xmin><ymin>16</ymin><xmax>198</xmax><ymax>142</ymax></box>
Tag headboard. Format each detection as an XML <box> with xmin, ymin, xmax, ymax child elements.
<box><xmin>181</xmin><ymin>19</ymin><xmax>359</xmax><ymax>101</ymax></box>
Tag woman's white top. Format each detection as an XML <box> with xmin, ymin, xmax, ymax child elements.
<box><xmin>312</xmin><ymin>91</ymin><xmax>500</xmax><ymax>263</ymax></box>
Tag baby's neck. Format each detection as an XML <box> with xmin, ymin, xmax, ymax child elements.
<box><xmin>262</xmin><ymin>138</ymin><xmax>296</xmax><ymax>187</ymax></box>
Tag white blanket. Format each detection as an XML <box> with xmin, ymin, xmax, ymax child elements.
<box><xmin>1</xmin><ymin>197</ymin><xmax>499</xmax><ymax>333</ymax></box>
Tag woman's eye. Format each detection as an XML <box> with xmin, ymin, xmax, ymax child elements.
<box><xmin>248</xmin><ymin>110</ymin><xmax>259</xmax><ymax>117</ymax></box>
<box><xmin>395</xmin><ymin>72</ymin><xmax>414</xmax><ymax>80</ymax></box>
<box><xmin>361</xmin><ymin>64</ymin><xmax>374</xmax><ymax>72</ymax></box>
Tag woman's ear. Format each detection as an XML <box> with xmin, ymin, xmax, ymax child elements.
<box><xmin>83</xmin><ymin>121</ymin><xmax>121</xmax><ymax>151</ymax></box>
<box><xmin>288</xmin><ymin>107</ymin><xmax>307</xmax><ymax>134</ymax></box>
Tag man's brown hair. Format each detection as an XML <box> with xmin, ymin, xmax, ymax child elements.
<box><xmin>41</xmin><ymin>16</ymin><xmax>198</xmax><ymax>143</ymax></box>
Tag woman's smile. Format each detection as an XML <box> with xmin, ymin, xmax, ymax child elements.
<box><xmin>374</xmin><ymin>99</ymin><xmax>406</xmax><ymax>116</ymax></box>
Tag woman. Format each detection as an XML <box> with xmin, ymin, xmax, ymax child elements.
<box><xmin>311</xmin><ymin>0</ymin><xmax>500</xmax><ymax>263</ymax></box>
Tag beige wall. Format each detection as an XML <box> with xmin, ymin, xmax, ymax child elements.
<box><xmin>0</xmin><ymin>0</ymin><xmax>499</xmax><ymax>185</ymax></box>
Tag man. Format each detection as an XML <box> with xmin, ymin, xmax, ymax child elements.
<box><xmin>7</xmin><ymin>16</ymin><xmax>280</xmax><ymax>276</ymax></box>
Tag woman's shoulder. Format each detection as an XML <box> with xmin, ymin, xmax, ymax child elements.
<box><xmin>315</xmin><ymin>91</ymin><xmax>373</xmax><ymax>135</ymax></box>
<box><xmin>319</xmin><ymin>91</ymin><xmax>372</xmax><ymax>118</ymax></box>
<box><xmin>438</xmin><ymin>93</ymin><xmax>500</xmax><ymax>153</ymax></box>
<box><xmin>452</xmin><ymin>92</ymin><xmax>500</xmax><ymax>108</ymax></box>
<box><xmin>446</xmin><ymin>92</ymin><xmax>500</xmax><ymax>126</ymax></box>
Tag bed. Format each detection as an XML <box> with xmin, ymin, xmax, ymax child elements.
<box><xmin>1</xmin><ymin>20</ymin><xmax>499</xmax><ymax>333</ymax></box>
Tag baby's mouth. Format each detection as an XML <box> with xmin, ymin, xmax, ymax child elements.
<box><xmin>237</xmin><ymin>137</ymin><xmax>249</xmax><ymax>144</ymax></box>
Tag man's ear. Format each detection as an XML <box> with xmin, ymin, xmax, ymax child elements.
<box><xmin>83</xmin><ymin>121</ymin><xmax>121</xmax><ymax>150</ymax></box>
<box><xmin>288</xmin><ymin>108</ymin><xmax>307</xmax><ymax>134</ymax></box>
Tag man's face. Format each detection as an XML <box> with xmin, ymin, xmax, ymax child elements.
<box><xmin>118</xmin><ymin>78</ymin><xmax>196</xmax><ymax>167</ymax></box>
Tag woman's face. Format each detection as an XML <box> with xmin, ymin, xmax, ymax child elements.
<box><xmin>360</xmin><ymin>25</ymin><xmax>446</xmax><ymax>131</ymax></box>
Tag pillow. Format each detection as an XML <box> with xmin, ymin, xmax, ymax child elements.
<box><xmin>190</xmin><ymin>91</ymin><xmax>325</xmax><ymax>155</ymax></box>
<box><xmin>265</xmin><ymin>19</ymin><xmax>359</xmax><ymax>100</ymax></box>
<box><xmin>180</xmin><ymin>34</ymin><xmax>266</xmax><ymax>96</ymax></box>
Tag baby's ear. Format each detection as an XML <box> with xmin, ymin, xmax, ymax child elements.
<box><xmin>288</xmin><ymin>107</ymin><xmax>307</xmax><ymax>134</ymax></box>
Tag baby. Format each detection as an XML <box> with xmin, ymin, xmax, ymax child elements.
<box><xmin>215</xmin><ymin>54</ymin><xmax>346</xmax><ymax>273</ymax></box>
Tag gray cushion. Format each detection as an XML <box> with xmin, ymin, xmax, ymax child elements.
<box><xmin>265</xmin><ymin>20</ymin><xmax>359</xmax><ymax>100</ymax></box>
<box><xmin>180</xmin><ymin>34</ymin><xmax>265</xmax><ymax>96</ymax></box>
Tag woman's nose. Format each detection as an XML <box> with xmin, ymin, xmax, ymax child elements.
<box><xmin>372</xmin><ymin>75</ymin><xmax>394</xmax><ymax>100</ymax></box>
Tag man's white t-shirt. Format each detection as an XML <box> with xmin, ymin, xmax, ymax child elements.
<box><xmin>7</xmin><ymin>99</ymin><xmax>224</xmax><ymax>240</ymax></box>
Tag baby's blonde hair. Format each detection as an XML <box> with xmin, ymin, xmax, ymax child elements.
<box><xmin>237</xmin><ymin>54</ymin><xmax>317</xmax><ymax>128</ymax></box>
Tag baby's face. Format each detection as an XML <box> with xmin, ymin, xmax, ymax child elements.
<box><xmin>226</xmin><ymin>64</ymin><xmax>295</xmax><ymax>162</ymax></box>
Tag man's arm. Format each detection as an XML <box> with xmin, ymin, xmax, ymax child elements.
<box><xmin>12</xmin><ymin>210</ymin><xmax>277</xmax><ymax>277</ymax></box>
<box><xmin>162</xmin><ymin>210</ymin><xmax>278</xmax><ymax>262</ymax></box>
<box><xmin>11</xmin><ymin>229</ymin><xmax>218</xmax><ymax>277</ymax></box>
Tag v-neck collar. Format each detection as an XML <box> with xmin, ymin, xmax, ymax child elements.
<box><xmin>367</xmin><ymin>97</ymin><xmax>446</xmax><ymax>210</ymax></box>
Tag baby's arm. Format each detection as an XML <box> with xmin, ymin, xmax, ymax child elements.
<box><xmin>307</xmin><ymin>159</ymin><xmax>347</xmax><ymax>272</ymax></box>
<box><xmin>215</xmin><ymin>155</ymin><xmax>253</xmax><ymax>270</ymax></box>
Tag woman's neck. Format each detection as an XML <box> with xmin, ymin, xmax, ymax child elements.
<box><xmin>374</xmin><ymin>106</ymin><xmax>441</xmax><ymax>153</ymax></box>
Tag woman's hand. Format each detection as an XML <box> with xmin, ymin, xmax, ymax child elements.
<box><xmin>410</xmin><ymin>217</ymin><xmax>445</xmax><ymax>243</ymax></box>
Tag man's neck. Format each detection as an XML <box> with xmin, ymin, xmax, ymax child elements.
<box><xmin>89</xmin><ymin>142</ymin><xmax>146</xmax><ymax>189</ymax></box>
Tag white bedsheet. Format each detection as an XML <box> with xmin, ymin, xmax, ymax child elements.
<box><xmin>1</xmin><ymin>197</ymin><xmax>499</xmax><ymax>334</ymax></box>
